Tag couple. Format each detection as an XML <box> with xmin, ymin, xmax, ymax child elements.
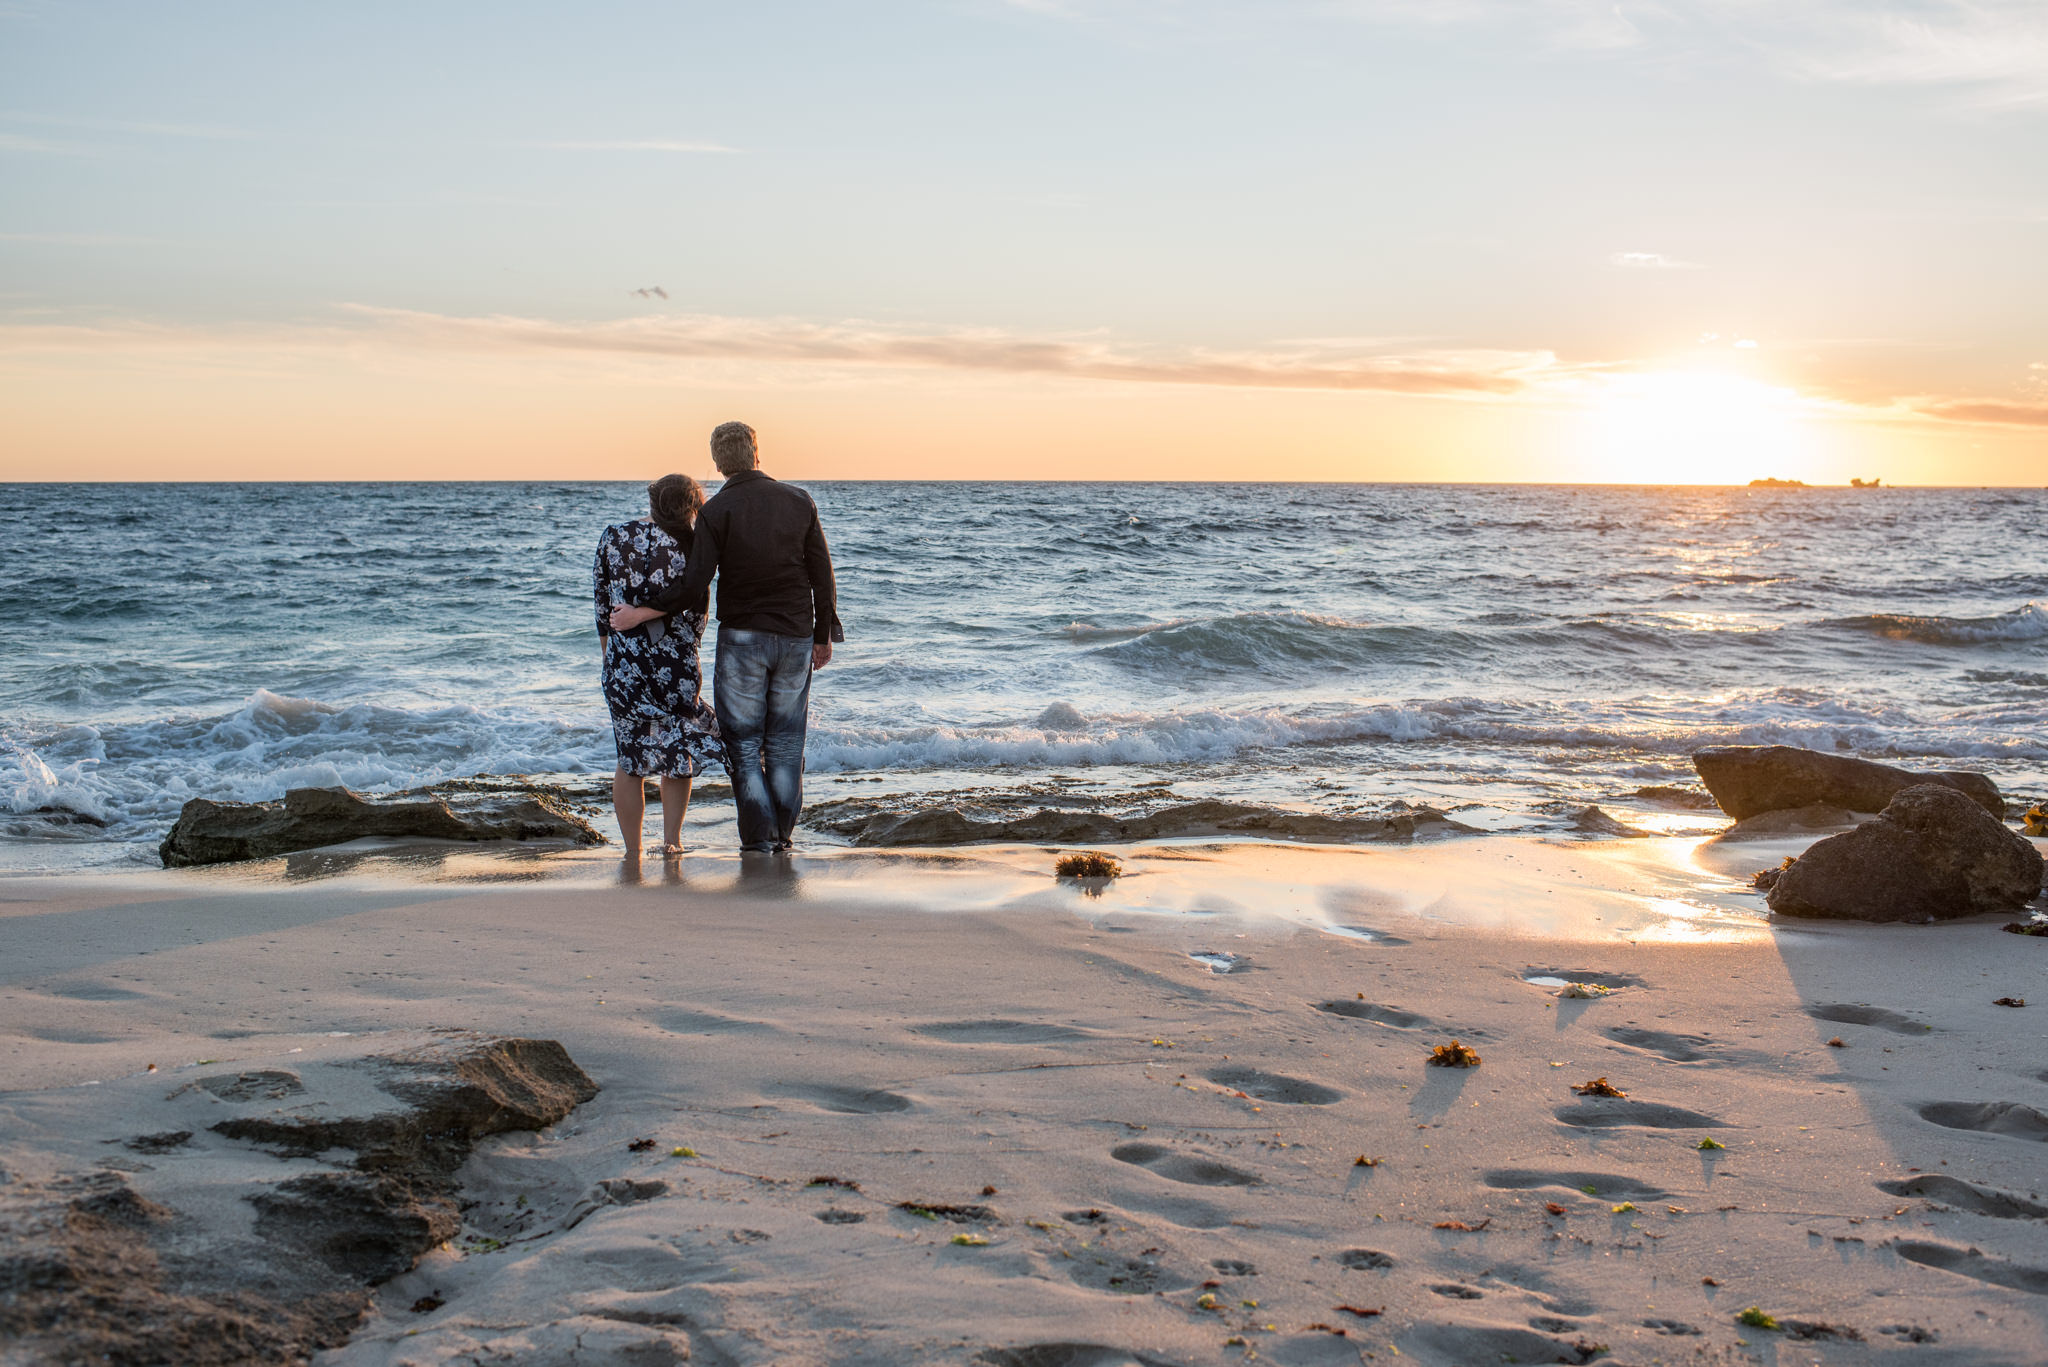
<box><xmin>593</xmin><ymin>421</ymin><xmax>843</xmax><ymax>859</ymax></box>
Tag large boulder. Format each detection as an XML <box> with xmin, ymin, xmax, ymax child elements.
<box><xmin>159</xmin><ymin>781</ymin><xmax>603</xmax><ymax>867</ymax></box>
<box><xmin>1766</xmin><ymin>784</ymin><xmax>2044</xmax><ymax>922</ymax></box>
<box><xmin>1693</xmin><ymin>745</ymin><xmax>2003</xmax><ymax>821</ymax></box>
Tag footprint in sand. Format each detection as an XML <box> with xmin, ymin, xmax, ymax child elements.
<box><xmin>975</xmin><ymin>1346</ymin><xmax>1184</xmax><ymax>1367</ymax></box>
<box><xmin>1314</xmin><ymin>1000</ymin><xmax>1438</xmax><ymax>1030</ymax></box>
<box><xmin>1063</xmin><ymin>1251</ymin><xmax>1194</xmax><ymax>1295</ymax></box>
<box><xmin>1553</xmin><ymin>1098</ymin><xmax>1726</xmax><ymax>1130</ymax></box>
<box><xmin>1877</xmin><ymin>1175</ymin><xmax>2048</xmax><ymax>1219</ymax></box>
<box><xmin>913</xmin><ymin>1019</ymin><xmax>1093</xmax><ymax>1044</ymax></box>
<box><xmin>775</xmin><ymin>1083</ymin><xmax>914</xmax><ymax>1114</ymax></box>
<box><xmin>1893</xmin><ymin>1240</ymin><xmax>2048</xmax><ymax>1294</ymax></box>
<box><xmin>1915</xmin><ymin>1100</ymin><xmax>2048</xmax><ymax>1142</ymax></box>
<box><xmin>1485</xmin><ymin>1170</ymin><xmax>1669</xmax><ymax>1200</ymax></box>
<box><xmin>1335</xmin><ymin>1248</ymin><xmax>1394</xmax><ymax>1270</ymax></box>
<box><xmin>1601</xmin><ymin>1026</ymin><xmax>1729</xmax><ymax>1064</ymax></box>
<box><xmin>1431</xmin><ymin>1283</ymin><xmax>1484</xmax><ymax>1299</ymax></box>
<box><xmin>1204</xmin><ymin>1066</ymin><xmax>1344</xmax><ymax>1105</ymax></box>
<box><xmin>1398</xmin><ymin>1324</ymin><xmax>1607</xmax><ymax>1366</ymax></box>
<box><xmin>1642</xmin><ymin>1318</ymin><xmax>1703</xmax><ymax>1336</ymax></box>
<box><xmin>1807</xmin><ymin>1003</ymin><xmax>1933</xmax><ymax>1035</ymax></box>
<box><xmin>1524</xmin><ymin>968</ymin><xmax>1644</xmax><ymax>989</ymax></box>
<box><xmin>1109</xmin><ymin>1142</ymin><xmax>1260</xmax><ymax>1187</ymax></box>
<box><xmin>815</xmin><ymin>1209</ymin><xmax>865</xmax><ymax>1224</ymax></box>
<box><xmin>651</xmin><ymin>1007</ymin><xmax>777</xmax><ymax>1035</ymax></box>
<box><xmin>1210</xmin><ymin>1258</ymin><xmax>1256</xmax><ymax>1275</ymax></box>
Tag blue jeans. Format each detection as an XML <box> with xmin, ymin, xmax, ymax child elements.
<box><xmin>712</xmin><ymin>628</ymin><xmax>814</xmax><ymax>852</ymax></box>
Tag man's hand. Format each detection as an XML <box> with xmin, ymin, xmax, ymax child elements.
<box><xmin>812</xmin><ymin>641</ymin><xmax>833</xmax><ymax>670</ymax></box>
<box><xmin>609</xmin><ymin>604</ymin><xmax>663</xmax><ymax>632</ymax></box>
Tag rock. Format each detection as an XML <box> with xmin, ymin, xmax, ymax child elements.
<box><xmin>1631</xmin><ymin>784</ymin><xmax>1719</xmax><ymax>810</ymax></box>
<box><xmin>1569</xmin><ymin>806</ymin><xmax>1649</xmax><ymax>838</ymax></box>
<box><xmin>212</xmin><ymin>1033</ymin><xmax>598</xmax><ymax>1173</ymax></box>
<box><xmin>805</xmin><ymin>797</ymin><xmax>1479</xmax><ymax>847</ymax></box>
<box><xmin>1714</xmin><ymin>804</ymin><xmax>1861</xmax><ymax>842</ymax></box>
<box><xmin>1767</xmin><ymin>785</ymin><xmax>2045</xmax><ymax>921</ymax></box>
<box><xmin>1693</xmin><ymin>746</ymin><xmax>2003</xmax><ymax>821</ymax></box>
<box><xmin>0</xmin><ymin>1032</ymin><xmax>598</xmax><ymax>1367</ymax></box>
<box><xmin>159</xmin><ymin>782</ymin><xmax>604</xmax><ymax>867</ymax></box>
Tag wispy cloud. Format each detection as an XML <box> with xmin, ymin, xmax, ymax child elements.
<box><xmin>6</xmin><ymin>307</ymin><xmax>2042</xmax><ymax>432</ymax></box>
<box><xmin>0</xmin><ymin>130</ymin><xmax>94</xmax><ymax>155</ymax></box>
<box><xmin>1</xmin><ymin>111</ymin><xmax>256</xmax><ymax>140</ymax></box>
<box><xmin>0</xmin><ymin>232</ymin><xmax>152</xmax><ymax>245</ymax></box>
<box><xmin>1045</xmin><ymin>2</ymin><xmax>2048</xmax><ymax>105</ymax></box>
<box><xmin>1610</xmin><ymin>251</ymin><xmax>1702</xmax><ymax>270</ymax></box>
<box><xmin>1908</xmin><ymin>397</ymin><xmax>2048</xmax><ymax>427</ymax></box>
<box><xmin>337</xmin><ymin>305</ymin><xmax>1571</xmax><ymax>397</ymax></box>
<box><xmin>530</xmin><ymin>139</ymin><xmax>739</xmax><ymax>154</ymax></box>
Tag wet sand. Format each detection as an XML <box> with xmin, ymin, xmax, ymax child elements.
<box><xmin>2</xmin><ymin>833</ymin><xmax>2045</xmax><ymax>1365</ymax></box>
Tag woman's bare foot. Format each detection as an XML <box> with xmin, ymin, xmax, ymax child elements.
<box><xmin>660</xmin><ymin>843</ymin><xmax>684</xmax><ymax>858</ymax></box>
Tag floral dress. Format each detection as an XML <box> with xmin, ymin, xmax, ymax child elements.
<box><xmin>593</xmin><ymin>520</ymin><xmax>724</xmax><ymax>778</ymax></box>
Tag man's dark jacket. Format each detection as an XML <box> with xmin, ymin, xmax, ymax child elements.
<box><xmin>640</xmin><ymin>470</ymin><xmax>842</xmax><ymax>644</ymax></box>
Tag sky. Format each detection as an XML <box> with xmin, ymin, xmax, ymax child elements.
<box><xmin>2</xmin><ymin>0</ymin><xmax>2044</xmax><ymax>484</ymax></box>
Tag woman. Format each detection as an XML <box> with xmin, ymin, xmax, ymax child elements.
<box><xmin>593</xmin><ymin>475</ymin><xmax>724</xmax><ymax>859</ymax></box>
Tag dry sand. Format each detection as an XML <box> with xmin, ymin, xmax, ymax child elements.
<box><xmin>2</xmin><ymin>832</ymin><xmax>2045</xmax><ymax>1366</ymax></box>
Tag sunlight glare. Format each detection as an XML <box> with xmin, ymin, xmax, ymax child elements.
<box><xmin>1586</xmin><ymin>372</ymin><xmax>1813</xmax><ymax>485</ymax></box>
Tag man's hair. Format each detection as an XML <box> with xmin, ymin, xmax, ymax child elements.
<box><xmin>709</xmin><ymin>421</ymin><xmax>759</xmax><ymax>475</ymax></box>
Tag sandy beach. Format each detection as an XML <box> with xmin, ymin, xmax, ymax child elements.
<box><xmin>4</xmin><ymin>831</ymin><xmax>2044</xmax><ymax>1366</ymax></box>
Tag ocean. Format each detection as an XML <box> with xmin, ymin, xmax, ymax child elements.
<box><xmin>3</xmin><ymin>481</ymin><xmax>2044</xmax><ymax>869</ymax></box>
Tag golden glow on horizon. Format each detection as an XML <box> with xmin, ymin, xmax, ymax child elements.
<box><xmin>1585</xmin><ymin>373</ymin><xmax>1817</xmax><ymax>486</ymax></box>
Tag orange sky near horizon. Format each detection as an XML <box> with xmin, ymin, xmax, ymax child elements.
<box><xmin>4</xmin><ymin>3</ymin><xmax>2044</xmax><ymax>486</ymax></box>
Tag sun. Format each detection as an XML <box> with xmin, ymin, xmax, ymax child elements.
<box><xmin>1582</xmin><ymin>372</ymin><xmax>1816</xmax><ymax>485</ymax></box>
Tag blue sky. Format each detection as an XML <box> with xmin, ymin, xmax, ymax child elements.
<box><xmin>3</xmin><ymin>1</ymin><xmax>2043</xmax><ymax>481</ymax></box>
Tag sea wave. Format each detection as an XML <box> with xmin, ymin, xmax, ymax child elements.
<box><xmin>2</xmin><ymin>688</ymin><xmax>609</xmax><ymax>842</ymax></box>
<box><xmin>1819</xmin><ymin>602</ymin><xmax>2048</xmax><ymax>646</ymax></box>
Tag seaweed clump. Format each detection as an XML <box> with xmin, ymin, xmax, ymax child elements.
<box><xmin>2022</xmin><ymin>803</ymin><xmax>2046</xmax><ymax>836</ymax></box>
<box><xmin>1751</xmin><ymin>855</ymin><xmax>1797</xmax><ymax>891</ymax></box>
<box><xmin>1054</xmin><ymin>851</ymin><xmax>1123</xmax><ymax>880</ymax></box>
<box><xmin>1572</xmin><ymin>1077</ymin><xmax>1625</xmax><ymax>1098</ymax></box>
<box><xmin>1428</xmin><ymin>1040</ymin><xmax>1482</xmax><ymax>1068</ymax></box>
<box><xmin>2001</xmin><ymin>921</ymin><xmax>2048</xmax><ymax>937</ymax></box>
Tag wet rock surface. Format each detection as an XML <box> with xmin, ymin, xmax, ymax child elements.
<box><xmin>1692</xmin><ymin>745</ymin><xmax>2003</xmax><ymax>821</ymax></box>
<box><xmin>0</xmin><ymin>1032</ymin><xmax>596</xmax><ymax>1366</ymax></box>
<box><xmin>805</xmin><ymin>795</ymin><xmax>1478</xmax><ymax>847</ymax></box>
<box><xmin>159</xmin><ymin>782</ymin><xmax>605</xmax><ymax>867</ymax></box>
<box><xmin>1767</xmin><ymin>784</ymin><xmax>2045</xmax><ymax>922</ymax></box>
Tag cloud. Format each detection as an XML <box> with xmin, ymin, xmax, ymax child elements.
<box><xmin>530</xmin><ymin>139</ymin><xmax>739</xmax><ymax>154</ymax></box>
<box><xmin>1909</xmin><ymin>397</ymin><xmax>2048</xmax><ymax>428</ymax></box>
<box><xmin>6</xmin><ymin>307</ymin><xmax>2043</xmax><ymax>432</ymax></box>
<box><xmin>1610</xmin><ymin>251</ymin><xmax>1702</xmax><ymax>270</ymax></box>
<box><xmin>0</xmin><ymin>232</ymin><xmax>152</xmax><ymax>245</ymax></box>
<box><xmin>0</xmin><ymin>130</ymin><xmax>94</xmax><ymax>154</ymax></box>
<box><xmin>336</xmin><ymin>305</ymin><xmax>1572</xmax><ymax>397</ymax></box>
<box><xmin>0</xmin><ymin>111</ymin><xmax>255</xmax><ymax>140</ymax></box>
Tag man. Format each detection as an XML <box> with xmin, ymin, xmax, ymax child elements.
<box><xmin>611</xmin><ymin>421</ymin><xmax>842</xmax><ymax>853</ymax></box>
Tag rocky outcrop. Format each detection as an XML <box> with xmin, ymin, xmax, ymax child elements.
<box><xmin>0</xmin><ymin>1032</ymin><xmax>597</xmax><ymax>1367</ymax></box>
<box><xmin>159</xmin><ymin>782</ymin><xmax>603</xmax><ymax>867</ymax></box>
<box><xmin>1693</xmin><ymin>745</ymin><xmax>2003</xmax><ymax>821</ymax></box>
<box><xmin>805</xmin><ymin>797</ymin><xmax>1477</xmax><ymax>847</ymax></box>
<box><xmin>1766</xmin><ymin>784</ymin><xmax>2045</xmax><ymax>922</ymax></box>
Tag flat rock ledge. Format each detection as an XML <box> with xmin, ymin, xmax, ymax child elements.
<box><xmin>1767</xmin><ymin>784</ymin><xmax>2045</xmax><ymax>922</ymax></box>
<box><xmin>1692</xmin><ymin>745</ymin><xmax>2003</xmax><ymax>822</ymax></box>
<box><xmin>805</xmin><ymin>796</ymin><xmax>1478</xmax><ymax>847</ymax></box>
<box><xmin>0</xmin><ymin>1031</ymin><xmax>597</xmax><ymax>1366</ymax></box>
<box><xmin>159</xmin><ymin>782</ymin><xmax>604</xmax><ymax>867</ymax></box>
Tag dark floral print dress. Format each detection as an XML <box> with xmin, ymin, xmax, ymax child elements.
<box><xmin>593</xmin><ymin>520</ymin><xmax>724</xmax><ymax>778</ymax></box>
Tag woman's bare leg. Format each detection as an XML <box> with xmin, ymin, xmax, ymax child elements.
<box><xmin>658</xmin><ymin>775</ymin><xmax>692</xmax><ymax>853</ymax></box>
<box><xmin>613</xmin><ymin>768</ymin><xmax>647</xmax><ymax>857</ymax></box>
